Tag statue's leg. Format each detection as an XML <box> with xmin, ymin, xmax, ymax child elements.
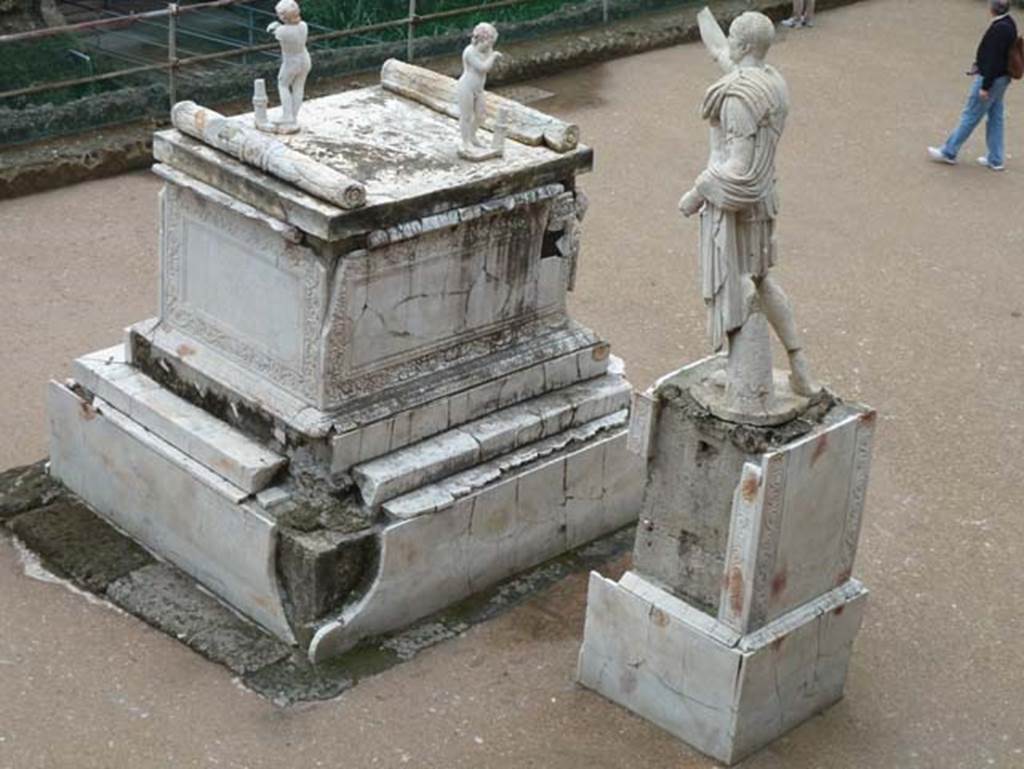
<box><xmin>458</xmin><ymin>88</ymin><xmax>476</xmax><ymax>149</ymax></box>
<box><xmin>291</xmin><ymin>68</ymin><xmax>309</xmax><ymax>123</ymax></box>
<box><xmin>758</xmin><ymin>273</ymin><xmax>819</xmax><ymax>396</ymax></box>
<box><xmin>724</xmin><ymin>274</ymin><xmax>775</xmax><ymax>412</ymax></box>
<box><xmin>711</xmin><ymin>274</ymin><xmax>758</xmax><ymax>388</ymax></box>
<box><xmin>472</xmin><ymin>95</ymin><xmax>487</xmax><ymax>147</ymax></box>
<box><xmin>278</xmin><ymin>70</ymin><xmax>295</xmax><ymax>125</ymax></box>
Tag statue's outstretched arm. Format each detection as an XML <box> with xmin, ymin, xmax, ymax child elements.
<box><xmin>697</xmin><ymin>7</ymin><xmax>735</xmax><ymax>73</ymax></box>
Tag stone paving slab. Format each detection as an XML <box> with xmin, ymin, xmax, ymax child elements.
<box><xmin>8</xmin><ymin>500</ymin><xmax>155</xmax><ymax>592</ymax></box>
<box><xmin>0</xmin><ymin>460</ymin><xmax>64</xmax><ymax>520</ymax></box>
<box><xmin>0</xmin><ymin>459</ymin><xmax>635</xmax><ymax>705</ymax></box>
<box><xmin>106</xmin><ymin>564</ymin><xmax>292</xmax><ymax>676</ymax></box>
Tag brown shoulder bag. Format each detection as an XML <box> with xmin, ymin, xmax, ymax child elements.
<box><xmin>1009</xmin><ymin>36</ymin><xmax>1024</xmax><ymax>80</ymax></box>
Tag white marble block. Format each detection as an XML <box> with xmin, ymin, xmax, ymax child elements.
<box><xmin>47</xmin><ymin>70</ymin><xmax>642</xmax><ymax>657</ymax></box>
<box><xmin>577</xmin><ymin>358</ymin><xmax>877</xmax><ymax>763</ymax></box>
<box><xmin>311</xmin><ymin>428</ymin><xmax>642</xmax><ymax>661</ymax></box>
<box><xmin>577</xmin><ymin>571</ymin><xmax>867</xmax><ymax>765</ymax></box>
<box><xmin>48</xmin><ymin>381</ymin><xmax>294</xmax><ymax>642</ymax></box>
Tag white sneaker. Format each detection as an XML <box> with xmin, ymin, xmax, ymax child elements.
<box><xmin>802</xmin><ymin>18</ymin><xmax>815</xmax><ymax>28</ymax></box>
<box><xmin>977</xmin><ymin>156</ymin><xmax>1006</xmax><ymax>171</ymax></box>
<box><xmin>928</xmin><ymin>146</ymin><xmax>957</xmax><ymax>165</ymax></box>
<box><xmin>781</xmin><ymin>17</ymin><xmax>802</xmax><ymax>28</ymax></box>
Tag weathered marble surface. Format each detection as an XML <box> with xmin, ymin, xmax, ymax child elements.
<box><xmin>382</xmin><ymin>410</ymin><xmax>628</xmax><ymax>519</ymax></box>
<box><xmin>716</xmin><ymin>402</ymin><xmax>875</xmax><ymax>633</ymax></box>
<box><xmin>310</xmin><ymin>426</ymin><xmax>643</xmax><ymax>661</ymax></box>
<box><xmin>73</xmin><ymin>346</ymin><xmax>286</xmax><ymax>494</ymax></box>
<box><xmin>577</xmin><ymin>570</ymin><xmax>867</xmax><ymax>765</ymax></box>
<box><xmin>353</xmin><ymin>373</ymin><xmax>630</xmax><ymax>508</ymax></box>
<box><xmin>152</xmin><ymin>87</ymin><xmax>592</xmax><ymax>243</ymax></box>
<box><xmin>582</xmin><ymin>354</ymin><xmax>876</xmax><ymax>761</ymax></box>
<box><xmin>154</xmin><ymin>169</ymin><xmax>585</xmax><ymax>410</ymax></box>
<box><xmin>47</xmin><ymin>381</ymin><xmax>295</xmax><ymax>642</ymax></box>
<box><xmin>330</xmin><ymin>345</ymin><xmax>611</xmax><ymax>473</ymax></box>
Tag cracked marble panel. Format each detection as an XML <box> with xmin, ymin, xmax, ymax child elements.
<box><xmin>718</xmin><ymin>405</ymin><xmax>876</xmax><ymax>634</ymax></box>
<box><xmin>577</xmin><ymin>573</ymin><xmax>867</xmax><ymax>765</ymax></box>
<box><xmin>310</xmin><ymin>426</ymin><xmax>641</xmax><ymax>661</ymax></box>
<box><xmin>324</xmin><ymin>197</ymin><xmax>553</xmax><ymax>399</ymax></box>
<box><xmin>47</xmin><ymin>381</ymin><xmax>294</xmax><ymax>643</ymax></box>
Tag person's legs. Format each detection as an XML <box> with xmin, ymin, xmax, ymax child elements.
<box><xmin>940</xmin><ymin>77</ymin><xmax>987</xmax><ymax>160</ymax></box>
<box><xmin>802</xmin><ymin>0</ymin><xmax>816</xmax><ymax>24</ymax></box>
<box><xmin>984</xmin><ymin>76</ymin><xmax>1010</xmax><ymax>167</ymax></box>
<box><xmin>782</xmin><ymin>0</ymin><xmax>805</xmax><ymax>26</ymax></box>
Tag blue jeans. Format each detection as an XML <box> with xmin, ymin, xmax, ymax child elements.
<box><xmin>942</xmin><ymin>75</ymin><xmax>1011</xmax><ymax>165</ymax></box>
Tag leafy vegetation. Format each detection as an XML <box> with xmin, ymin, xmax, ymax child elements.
<box><xmin>300</xmin><ymin>0</ymin><xmax>580</xmax><ymax>45</ymax></box>
<box><xmin>0</xmin><ymin>32</ymin><xmax>145</xmax><ymax>108</ymax></box>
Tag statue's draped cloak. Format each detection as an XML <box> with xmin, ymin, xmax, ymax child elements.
<box><xmin>694</xmin><ymin>65</ymin><xmax>788</xmax><ymax>351</ymax></box>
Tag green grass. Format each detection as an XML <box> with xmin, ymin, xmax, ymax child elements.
<box><xmin>300</xmin><ymin>0</ymin><xmax>581</xmax><ymax>45</ymax></box>
<box><xmin>0</xmin><ymin>34</ymin><xmax>89</xmax><ymax>96</ymax></box>
<box><xmin>0</xmin><ymin>32</ymin><xmax>153</xmax><ymax>108</ymax></box>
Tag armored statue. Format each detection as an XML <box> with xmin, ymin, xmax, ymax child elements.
<box><xmin>679</xmin><ymin>10</ymin><xmax>819</xmax><ymax>420</ymax></box>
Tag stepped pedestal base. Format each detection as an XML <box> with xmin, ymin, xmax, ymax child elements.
<box><xmin>49</xmin><ymin>346</ymin><xmax>643</xmax><ymax>656</ymax></box>
<box><xmin>578</xmin><ymin>359</ymin><xmax>877</xmax><ymax>763</ymax></box>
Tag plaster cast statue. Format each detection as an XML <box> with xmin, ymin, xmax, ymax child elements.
<box><xmin>265</xmin><ymin>0</ymin><xmax>311</xmax><ymax>133</ymax></box>
<box><xmin>457</xmin><ymin>22</ymin><xmax>503</xmax><ymax>159</ymax></box>
<box><xmin>679</xmin><ymin>9</ymin><xmax>819</xmax><ymax>417</ymax></box>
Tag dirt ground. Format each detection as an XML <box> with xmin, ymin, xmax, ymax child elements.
<box><xmin>1</xmin><ymin>0</ymin><xmax>1023</xmax><ymax>767</ymax></box>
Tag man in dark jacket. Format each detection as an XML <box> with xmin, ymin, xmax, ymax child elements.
<box><xmin>929</xmin><ymin>0</ymin><xmax>1017</xmax><ymax>171</ymax></box>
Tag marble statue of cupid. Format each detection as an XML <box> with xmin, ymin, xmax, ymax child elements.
<box><xmin>263</xmin><ymin>0</ymin><xmax>311</xmax><ymax>133</ymax></box>
<box><xmin>678</xmin><ymin>8</ymin><xmax>819</xmax><ymax>420</ymax></box>
<box><xmin>456</xmin><ymin>22</ymin><xmax>505</xmax><ymax>160</ymax></box>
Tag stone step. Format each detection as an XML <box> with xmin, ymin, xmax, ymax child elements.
<box><xmin>128</xmin><ymin>319</ymin><xmax>611</xmax><ymax>469</ymax></box>
<box><xmin>352</xmin><ymin>374</ymin><xmax>631</xmax><ymax>508</ymax></box>
<box><xmin>72</xmin><ymin>346</ymin><xmax>287</xmax><ymax>495</ymax></box>
<box><xmin>330</xmin><ymin>345</ymin><xmax>613</xmax><ymax>475</ymax></box>
<box><xmin>48</xmin><ymin>381</ymin><xmax>294</xmax><ymax>642</ymax></box>
<box><xmin>382</xmin><ymin>409</ymin><xmax>630</xmax><ymax>520</ymax></box>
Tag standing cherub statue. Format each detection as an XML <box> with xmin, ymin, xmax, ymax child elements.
<box><xmin>456</xmin><ymin>22</ymin><xmax>503</xmax><ymax>160</ymax></box>
<box><xmin>678</xmin><ymin>9</ymin><xmax>820</xmax><ymax>423</ymax></box>
<box><xmin>265</xmin><ymin>0</ymin><xmax>311</xmax><ymax>133</ymax></box>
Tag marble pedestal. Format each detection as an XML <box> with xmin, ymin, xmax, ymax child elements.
<box><xmin>577</xmin><ymin>357</ymin><xmax>876</xmax><ymax>764</ymax></box>
<box><xmin>47</xmin><ymin>66</ymin><xmax>643</xmax><ymax>658</ymax></box>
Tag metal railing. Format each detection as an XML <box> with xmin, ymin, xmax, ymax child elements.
<box><xmin>0</xmin><ymin>0</ymin><xmax>617</xmax><ymax>108</ymax></box>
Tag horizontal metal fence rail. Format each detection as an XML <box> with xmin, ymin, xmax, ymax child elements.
<box><xmin>0</xmin><ymin>0</ymin><xmax>583</xmax><ymax>104</ymax></box>
<box><xmin>0</xmin><ymin>0</ymin><xmax>248</xmax><ymax>43</ymax></box>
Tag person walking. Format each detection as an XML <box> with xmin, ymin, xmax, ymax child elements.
<box><xmin>928</xmin><ymin>0</ymin><xmax>1018</xmax><ymax>171</ymax></box>
<box><xmin>781</xmin><ymin>0</ymin><xmax>816</xmax><ymax>29</ymax></box>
